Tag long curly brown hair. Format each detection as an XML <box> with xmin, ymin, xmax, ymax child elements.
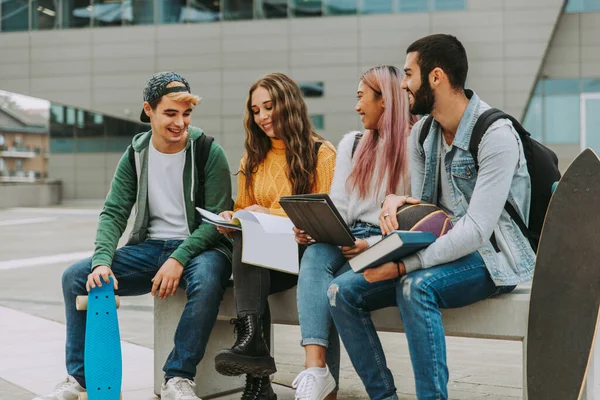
<box><xmin>242</xmin><ymin>73</ymin><xmax>323</xmax><ymax>195</ymax></box>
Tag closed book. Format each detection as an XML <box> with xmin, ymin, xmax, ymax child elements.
<box><xmin>278</xmin><ymin>193</ymin><xmax>355</xmax><ymax>246</ymax></box>
<box><xmin>349</xmin><ymin>230</ymin><xmax>436</xmax><ymax>272</ymax></box>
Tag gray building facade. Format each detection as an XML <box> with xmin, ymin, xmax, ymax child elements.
<box><xmin>0</xmin><ymin>0</ymin><xmax>598</xmax><ymax>199</ymax></box>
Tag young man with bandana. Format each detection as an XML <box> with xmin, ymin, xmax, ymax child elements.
<box><xmin>34</xmin><ymin>72</ymin><xmax>233</xmax><ymax>400</ymax></box>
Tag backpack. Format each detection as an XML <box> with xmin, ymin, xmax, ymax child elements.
<box><xmin>351</xmin><ymin>132</ymin><xmax>363</xmax><ymax>158</ymax></box>
<box><xmin>128</xmin><ymin>134</ymin><xmax>215</xmax><ymax>210</ymax></box>
<box><xmin>418</xmin><ymin>108</ymin><xmax>561</xmax><ymax>252</ymax></box>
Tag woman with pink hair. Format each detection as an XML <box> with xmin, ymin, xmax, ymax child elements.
<box><xmin>292</xmin><ymin>65</ymin><xmax>416</xmax><ymax>400</ymax></box>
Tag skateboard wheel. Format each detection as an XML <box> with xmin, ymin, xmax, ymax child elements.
<box><xmin>78</xmin><ymin>392</ymin><xmax>88</xmax><ymax>400</ymax></box>
<box><xmin>115</xmin><ymin>295</ymin><xmax>120</xmax><ymax>309</ymax></box>
<box><xmin>76</xmin><ymin>296</ymin><xmax>88</xmax><ymax>311</ymax></box>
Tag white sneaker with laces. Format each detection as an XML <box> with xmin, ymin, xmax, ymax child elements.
<box><xmin>33</xmin><ymin>375</ymin><xmax>85</xmax><ymax>400</ymax></box>
<box><xmin>292</xmin><ymin>366</ymin><xmax>336</xmax><ymax>400</ymax></box>
<box><xmin>161</xmin><ymin>377</ymin><xmax>203</xmax><ymax>400</ymax></box>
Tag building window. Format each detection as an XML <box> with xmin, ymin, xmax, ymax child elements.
<box><xmin>32</xmin><ymin>0</ymin><xmax>58</xmax><ymax>30</ymax></box>
<box><xmin>310</xmin><ymin>114</ymin><xmax>324</xmax><ymax>130</ymax></box>
<box><xmin>325</xmin><ymin>0</ymin><xmax>356</xmax><ymax>15</ymax></box>
<box><xmin>64</xmin><ymin>0</ymin><xmax>92</xmax><ymax>28</ymax></box>
<box><xmin>523</xmin><ymin>78</ymin><xmax>600</xmax><ymax>153</ymax></box>
<box><xmin>398</xmin><ymin>0</ymin><xmax>428</xmax><ymax>12</ymax></box>
<box><xmin>360</xmin><ymin>0</ymin><xmax>393</xmax><ymax>14</ymax></box>
<box><xmin>256</xmin><ymin>0</ymin><xmax>287</xmax><ymax>18</ymax></box>
<box><xmin>1</xmin><ymin>0</ymin><xmax>29</xmax><ymax>31</ymax></box>
<box><xmin>180</xmin><ymin>0</ymin><xmax>220</xmax><ymax>23</ymax></box>
<box><xmin>223</xmin><ymin>0</ymin><xmax>252</xmax><ymax>20</ymax></box>
<box><xmin>565</xmin><ymin>0</ymin><xmax>600</xmax><ymax>13</ymax></box>
<box><xmin>432</xmin><ymin>0</ymin><xmax>466</xmax><ymax>11</ymax></box>
<box><xmin>299</xmin><ymin>82</ymin><xmax>324</xmax><ymax>98</ymax></box>
<box><xmin>291</xmin><ymin>0</ymin><xmax>322</xmax><ymax>17</ymax></box>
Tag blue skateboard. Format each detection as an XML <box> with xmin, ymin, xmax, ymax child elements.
<box><xmin>76</xmin><ymin>277</ymin><xmax>122</xmax><ymax>400</ymax></box>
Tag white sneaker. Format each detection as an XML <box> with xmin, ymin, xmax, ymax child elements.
<box><xmin>161</xmin><ymin>377</ymin><xmax>202</xmax><ymax>400</ymax></box>
<box><xmin>33</xmin><ymin>376</ymin><xmax>84</xmax><ymax>400</ymax></box>
<box><xmin>292</xmin><ymin>366</ymin><xmax>336</xmax><ymax>400</ymax></box>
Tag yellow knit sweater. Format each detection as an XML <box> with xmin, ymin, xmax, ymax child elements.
<box><xmin>234</xmin><ymin>138</ymin><xmax>336</xmax><ymax>217</ymax></box>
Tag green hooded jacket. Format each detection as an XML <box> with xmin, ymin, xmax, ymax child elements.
<box><xmin>91</xmin><ymin>126</ymin><xmax>233</xmax><ymax>270</ymax></box>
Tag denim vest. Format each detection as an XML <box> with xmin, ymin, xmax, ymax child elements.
<box><xmin>417</xmin><ymin>91</ymin><xmax>535</xmax><ymax>286</ymax></box>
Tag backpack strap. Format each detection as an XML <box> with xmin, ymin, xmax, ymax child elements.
<box><xmin>128</xmin><ymin>145</ymin><xmax>136</xmax><ymax>174</ymax></box>
<box><xmin>351</xmin><ymin>132</ymin><xmax>363</xmax><ymax>158</ymax></box>
<box><xmin>469</xmin><ymin>108</ymin><xmax>531</xmax><ymax>247</ymax></box>
<box><xmin>194</xmin><ymin>134</ymin><xmax>214</xmax><ymax>209</ymax></box>
<box><xmin>418</xmin><ymin>115</ymin><xmax>435</xmax><ymax>148</ymax></box>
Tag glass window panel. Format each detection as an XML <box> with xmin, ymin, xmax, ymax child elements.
<box><xmin>299</xmin><ymin>82</ymin><xmax>324</xmax><ymax>98</ymax></box>
<box><xmin>432</xmin><ymin>0</ymin><xmax>466</xmax><ymax>11</ymax></box>
<box><xmin>181</xmin><ymin>0</ymin><xmax>220</xmax><ymax>23</ymax></box>
<box><xmin>63</xmin><ymin>0</ymin><xmax>92</xmax><ymax>28</ymax></box>
<box><xmin>131</xmin><ymin>0</ymin><xmax>154</xmax><ymax>25</ymax></box>
<box><xmin>65</xmin><ymin>107</ymin><xmax>76</xmax><ymax>125</ymax></box>
<box><xmin>223</xmin><ymin>0</ymin><xmax>252</xmax><ymax>20</ymax></box>
<box><xmin>543</xmin><ymin>93</ymin><xmax>580</xmax><ymax>144</ymax></box>
<box><xmin>1</xmin><ymin>0</ymin><xmax>29</xmax><ymax>32</ymax></box>
<box><xmin>543</xmin><ymin>79</ymin><xmax>580</xmax><ymax>95</ymax></box>
<box><xmin>50</xmin><ymin>139</ymin><xmax>75</xmax><ymax>153</ymax></box>
<box><xmin>256</xmin><ymin>0</ymin><xmax>287</xmax><ymax>19</ymax></box>
<box><xmin>325</xmin><ymin>0</ymin><xmax>356</xmax><ymax>15</ymax></box>
<box><xmin>398</xmin><ymin>0</ymin><xmax>427</xmax><ymax>12</ymax></box>
<box><xmin>360</xmin><ymin>0</ymin><xmax>393</xmax><ymax>14</ymax></box>
<box><xmin>76</xmin><ymin>137</ymin><xmax>106</xmax><ymax>152</ymax></box>
<box><xmin>91</xmin><ymin>0</ymin><xmax>124</xmax><ymax>27</ymax></box>
<box><xmin>310</xmin><ymin>114</ymin><xmax>324</xmax><ymax>130</ymax></box>
<box><xmin>291</xmin><ymin>0</ymin><xmax>322</xmax><ymax>17</ymax></box>
<box><xmin>581</xmin><ymin>78</ymin><xmax>600</xmax><ymax>93</ymax></box>
<box><xmin>157</xmin><ymin>0</ymin><xmax>185</xmax><ymax>23</ymax></box>
<box><xmin>32</xmin><ymin>0</ymin><xmax>59</xmax><ymax>30</ymax></box>
<box><xmin>566</xmin><ymin>0</ymin><xmax>600</xmax><ymax>12</ymax></box>
<box><xmin>106</xmin><ymin>137</ymin><xmax>133</xmax><ymax>152</ymax></box>
<box><xmin>51</xmin><ymin>104</ymin><xmax>64</xmax><ymax>124</ymax></box>
<box><xmin>523</xmin><ymin>94</ymin><xmax>543</xmax><ymax>141</ymax></box>
<box><xmin>584</xmin><ymin>98</ymin><xmax>600</xmax><ymax>153</ymax></box>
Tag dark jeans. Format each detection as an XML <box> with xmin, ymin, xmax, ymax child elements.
<box><xmin>62</xmin><ymin>240</ymin><xmax>231</xmax><ymax>387</ymax></box>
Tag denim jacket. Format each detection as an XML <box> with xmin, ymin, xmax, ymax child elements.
<box><xmin>404</xmin><ymin>90</ymin><xmax>534</xmax><ymax>286</ymax></box>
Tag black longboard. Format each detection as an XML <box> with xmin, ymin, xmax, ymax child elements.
<box><xmin>527</xmin><ymin>148</ymin><xmax>600</xmax><ymax>400</ymax></box>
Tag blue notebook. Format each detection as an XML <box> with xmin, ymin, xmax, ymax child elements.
<box><xmin>349</xmin><ymin>230</ymin><xmax>436</xmax><ymax>272</ymax></box>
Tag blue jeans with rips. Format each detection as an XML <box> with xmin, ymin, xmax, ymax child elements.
<box><xmin>296</xmin><ymin>222</ymin><xmax>381</xmax><ymax>389</ymax></box>
<box><xmin>328</xmin><ymin>251</ymin><xmax>515</xmax><ymax>400</ymax></box>
<box><xmin>61</xmin><ymin>240</ymin><xmax>231</xmax><ymax>387</ymax></box>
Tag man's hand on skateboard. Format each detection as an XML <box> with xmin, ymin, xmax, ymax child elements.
<box><xmin>152</xmin><ymin>257</ymin><xmax>184</xmax><ymax>299</ymax></box>
<box><xmin>87</xmin><ymin>265</ymin><xmax>119</xmax><ymax>292</ymax></box>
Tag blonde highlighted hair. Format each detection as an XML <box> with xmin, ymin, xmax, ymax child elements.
<box><xmin>150</xmin><ymin>81</ymin><xmax>201</xmax><ymax>109</ymax></box>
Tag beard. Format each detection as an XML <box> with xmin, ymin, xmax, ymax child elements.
<box><xmin>409</xmin><ymin>77</ymin><xmax>435</xmax><ymax>116</ymax></box>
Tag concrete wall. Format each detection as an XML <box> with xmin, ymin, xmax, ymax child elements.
<box><xmin>0</xmin><ymin>0</ymin><xmax>566</xmax><ymax>199</ymax></box>
<box><xmin>0</xmin><ymin>181</ymin><xmax>62</xmax><ymax>208</ymax></box>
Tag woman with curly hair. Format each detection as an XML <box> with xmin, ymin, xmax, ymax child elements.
<box><xmin>214</xmin><ymin>72</ymin><xmax>336</xmax><ymax>400</ymax></box>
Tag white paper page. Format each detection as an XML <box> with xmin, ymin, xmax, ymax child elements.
<box><xmin>196</xmin><ymin>207</ymin><xmax>241</xmax><ymax>230</ymax></box>
<box><xmin>240</xmin><ymin>220</ymin><xmax>299</xmax><ymax>274</ymax></box>
<box><xmin>234</xmin><ymin>210</ymin><xmax>295</xmax><ymax>234</ymax></box>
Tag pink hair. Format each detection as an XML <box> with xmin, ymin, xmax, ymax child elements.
<box><xmin>348</xmin><ymin>65</ymin><xmax>418</xmax><ymax>198</ymax></box>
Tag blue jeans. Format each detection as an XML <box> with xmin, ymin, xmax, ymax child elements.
<box><xmin>61</xmin><ymin>240</ymin><xmax>231</xmax><ymax>387</ymax></box>
<box><xmin>328</xmin><ymin>251</ymin><xmax>515</xmax><ymax>400</ymax></box>
<box><xmin>297</xmin><ymin>222</ymin><xmax>381</xmax><ymax>389</ymax></box>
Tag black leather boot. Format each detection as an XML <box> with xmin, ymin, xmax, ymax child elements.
<box><xmin>214</xmin><ymin>314</ymin><xmax>276</xmax><ymax>377</ymax></box>
<box><xmin>241</xmin><ymin>375</ymin><xmax>277</xmax><ymax>400</ymax></box>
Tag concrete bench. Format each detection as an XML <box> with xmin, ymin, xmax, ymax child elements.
<box><xmin>154</xmin><ymin>285</ymin><xmax>599</xmax><ymax>399</ymax></box>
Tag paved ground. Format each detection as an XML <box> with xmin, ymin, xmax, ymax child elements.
<box><xmin>0</xmin><ymin>201</ymin><xmax>524</xmax><ymax>399</ymax></box>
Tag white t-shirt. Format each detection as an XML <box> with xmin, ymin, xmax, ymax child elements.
<box><xmin>438</xmin><ymin>135</ymin><xmax>455</xmax><ymax>218</ymax></box>
<box><xmin>147</xmin><ymin>140</ymin><xmax>190</xmax><ymax>240</ymax></box>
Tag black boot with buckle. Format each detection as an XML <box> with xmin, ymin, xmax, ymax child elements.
<box><xmin>241</xmin><ymin>375</ymin><xmax>277</xmax><ymax>400</ymax></box>
<box><xmin>214</xmin><ymin>313</ymin><xmax>276</xmax><ymax>377</ymax></box>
